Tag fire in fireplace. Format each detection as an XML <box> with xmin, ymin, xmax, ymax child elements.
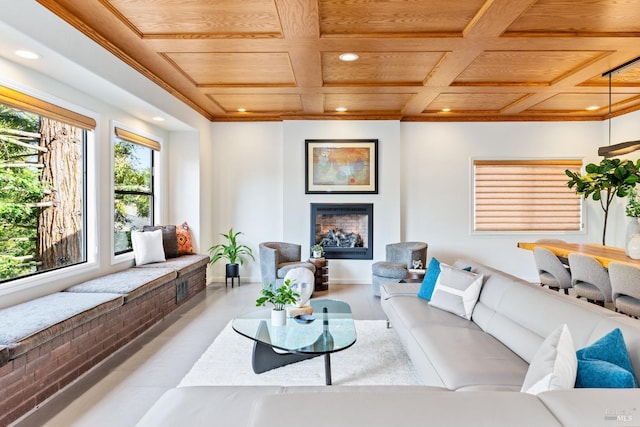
<box><xmin>310</xmin><ymin>203</ymin><xmax>373</xmax><ymax>260</ymax></box>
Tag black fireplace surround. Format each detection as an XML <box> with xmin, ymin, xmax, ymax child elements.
<box><xmin>310</xmin><ymin>203</ymin><xmax>373</xmax><ymax>260</ymax></box>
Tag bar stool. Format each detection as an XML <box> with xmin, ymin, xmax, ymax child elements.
<box><xmin>533</xmin><ymin>247</ymin><xmax>572</xmax><ymax>294</ymax></box>
<box><xmin>607</xmin><ymin>262</ymin><xmax>640</xmax><ymax>318</ymax></box>
<box><xmin>568</xmin><ymin>253</ymin><xmax>612</xmax><ymax>307</ymax></box>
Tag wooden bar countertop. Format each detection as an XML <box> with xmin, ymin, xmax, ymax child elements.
<box><xmin>517</xmin><ymin>241</ymin><xmax>640</xmax><ymax>269</ymax></box>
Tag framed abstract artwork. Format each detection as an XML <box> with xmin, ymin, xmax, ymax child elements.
<box><xmin>305</xmin><ymin>139</ymin><xmax>378</xmax><ymax>194</ymax></box>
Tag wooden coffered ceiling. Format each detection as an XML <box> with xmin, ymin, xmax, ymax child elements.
<box><xmin>37</xmin><ymin>0</ymin><xmax>640</xmax><ymax>122</ymax></box>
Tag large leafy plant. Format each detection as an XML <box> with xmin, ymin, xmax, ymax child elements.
<box><xmin>208</xmin><ymin>227</ymin><xmax>255</xmax><ymax>265</ymax></box>
<box><xmin>566</xmin><ymin>158</ymin><xmax>640</xmax><ymax>245</ymax></box>
<box><xmin>256</xmin><ymin>280</ymin><xmax>300</xmax><ymax>311</ymax></box>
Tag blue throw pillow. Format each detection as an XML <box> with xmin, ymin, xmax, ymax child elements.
<box><xmin>575</xmin><ymin>328</ymin><xmax>638</xmax><ymax>388</ymax></box>
<box><xmin>575</xmin><ymin>359</ymin><xmax>636</xmax><ymax>388</ymax></box>
<box><xmin>418</xmin><ymin>257</ymin><xmax>440</xmax><ymax>300</ymax></box>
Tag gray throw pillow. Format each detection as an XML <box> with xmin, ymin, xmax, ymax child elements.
<box><xmin>428</xmin><ymin>263</ymin><xmax>483</xmax><ymax>320</ymax></box>
<box><xmin>143</xmin><ymin>225</ymin><xmax>179</xmax><ymax>258</ymax></box>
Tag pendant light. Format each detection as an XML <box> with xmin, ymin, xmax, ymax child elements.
<box><xmin>598</xmin><ymin>56</ymin><xmax>640</xmax><ymax>158</ymax></box>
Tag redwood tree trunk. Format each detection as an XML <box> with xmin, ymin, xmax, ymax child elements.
<box><xmin>37</xmin><ymin>117</ymin><xmax>83</xmax><ymax>270</ymax></box>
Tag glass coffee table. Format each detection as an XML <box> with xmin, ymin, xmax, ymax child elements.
<box><xmin>232</xmin><ymin>299</ymin><xmax>356</xmax><ymax>385</ymax></box>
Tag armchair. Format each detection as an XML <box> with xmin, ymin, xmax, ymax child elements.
<box><xmin>259</xmin><ymin>242</ymin><xmax>316</xmax><ymax>287</ymax></box>
<box><xmin>371</xmin><ymin>241</ymin><xmax>428</xmax><ymax>296</ymax></box>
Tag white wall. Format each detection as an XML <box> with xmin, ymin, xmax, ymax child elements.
<box><xmin>206</xmin><ymin>120</ymin><xmax>402</xmax><ymax>283</ymax></box>
<box><xmin>167</xmin><ymin>131</ymin><xmax>201</xmax><ymax>251</ymax></box>
<box><xmin>283</xmin><ymin>120</ymin><xmax>402</xmax><ymax>283</ymax></box>
<box><xmin>402</xmin><ymin>121</ymin><xmax>605</xmax><ymax>281</ymax></box>
<box><xmin>207</xmin><ymin>118</ymin><xmax>622</xmax><ymax>284</ymax></box>
<box><xmin>208</xmin><ymin>122</ymin><xmax>284</xmax><ymax>282</ymax></box>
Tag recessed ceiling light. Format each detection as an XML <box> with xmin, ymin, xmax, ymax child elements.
<box><xmin>237</xmin><ymin>108</ymin><xmax>247</xmax><ymax>113</ymax></box>
<box><xmin>339</xmin><ymin>53</ymin><xmax>359</xmax><ymax>62</ymax></box>
<box><xmin>15</xmin><ymin>50</ymin><xmax>40</xmax><ymax>60</ymax></box>
<box><xmin>441</xmin><ymin>108</ymin><xmax>451</xmax><ymax>112</ymax></box>
<box><xmin>586</xmin><ymin>105</ymin><xmax>599</xmax><ymax>111</ymax></box>
<box><xmin>152</xmin><ymin>116</ymin><xmax>165</xmax><ymax>122</ymax></box>
<box><xmin>336</xmin><ymin>107</ymin><xmax>348</xmax><ymax>112</ymax></box>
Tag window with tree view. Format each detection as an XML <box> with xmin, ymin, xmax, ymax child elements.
<box><xmin>0</xmin><ymin>103</ymin><xmax>87</xmax><ymax>283</ymax></box>
<box><xmin>113</xmin><ymin>128</ymin><xmax>157</xmax><ymax>254</ymax></box>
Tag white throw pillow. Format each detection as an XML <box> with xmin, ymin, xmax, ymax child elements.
<box><xmin>521</xmin><ymin>324</ymin><xmax>577</xmax><ymax>395</ymax></box>
<box><xmin>131</xmin><ymin>230</ymin><xmax>166</xmax><ymax>266</ymax></box>
<box><xmin>428</xmin><ymin>263</ymin><xmax>483</xmax><ymax>320</ymax></box>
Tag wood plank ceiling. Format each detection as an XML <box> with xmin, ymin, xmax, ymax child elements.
<box><xmin>37</xmin><ymin>0</ymin><xmax>640</xmax><ymax>122</ymax></box>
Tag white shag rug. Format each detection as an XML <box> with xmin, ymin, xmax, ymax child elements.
<box><xmin>179</xmin><ymin>320</ymin><xmax>419</xmax><ymax>387</ymax></box>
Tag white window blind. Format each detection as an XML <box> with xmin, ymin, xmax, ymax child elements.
<box><xmin>473</xmin><ymin>159</ymin><xmax>583</xmax><ymax>232</ymax></box>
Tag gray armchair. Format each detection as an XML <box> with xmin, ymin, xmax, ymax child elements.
<box><xmin>259</xmin><ymin>242</ymin><xmax>315</xmax><ymax>287</ymax></box>
<box><xmin>371</xmin><ymin>241</ymin><xmax>428</xmax><ymax>297</ymax></box>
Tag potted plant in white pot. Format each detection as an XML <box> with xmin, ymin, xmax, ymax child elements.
<box><xmin>208</xmin><ymin>227</ymin><xmax>255</xmax><ymax>281</ymax></box>
<box><xmin>256</xmin><ymin>280</ymin><xmax>300</xmax><ymax>326</ymax></box>
<box><xmin>311</xmin><ymin>243</ymin><xmax>324</xmax><ymax>259</ymax></box>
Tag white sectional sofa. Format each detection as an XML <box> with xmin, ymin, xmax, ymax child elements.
<box><xmin>137</xmin><ymin>258</ymin><xmax>640</xmax><ymax>427</ymax></box>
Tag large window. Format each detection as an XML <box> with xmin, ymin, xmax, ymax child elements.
<box><xmin>113</xmin><ymin>127</ymin><xmax>159</xmax><ymax>254</ymax></box>
<box><xmin>0</xmin><ymin>85</ymin><xmax>94</xmax><ymax>283</ymax></box>
<box><xmin>473</xmin><ymin>159</ymin><xmax>583</xmax><ymax>232</ymax></box>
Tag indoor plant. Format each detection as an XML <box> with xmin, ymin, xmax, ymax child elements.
<box><xmin>256</xmin><ymin>280</ymin><xmax>300</xmax><ymax>325</ymax></box>
<box><xmin>566</xmin><ymin>158</ymin><xmax>640</xmax><ymax>245</ymax></box>
<box><xmin>311</xmin><ymin>243</ymin><xmax>324</xmax><ymax>258</ymax></box>
<box><xmin>208</xmin><ymin>227</ymin><xmax>255</xmax><ymax>280</ymax></box>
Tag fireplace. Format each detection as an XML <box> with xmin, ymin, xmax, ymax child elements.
<box><xmin>310</xmin><ymin>203</ymin><xmax>373</xmax><ymax>260</ymax></box>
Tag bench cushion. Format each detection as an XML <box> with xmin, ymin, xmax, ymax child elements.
<box><xmin>65</xmin><ymin>268</ymin><xmax>176</xmax><ymax>301</ymax></box>
<box><xmin>135</xmin><ymin>254</ymin><xmax>209</xmax><ymax>276</ymax></box>
<box><xmin>0</xmin><ymin>292</ymin><xmax>123</xmax><ymax>358</ymax></box>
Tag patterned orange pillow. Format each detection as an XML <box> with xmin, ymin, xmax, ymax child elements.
<box><xmin>176</xmin><ymin>221</ymin><xmax>194</xmax><ymax>255</ymax></box>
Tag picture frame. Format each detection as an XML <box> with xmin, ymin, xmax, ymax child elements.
<box><xmin>305</xmin><ymin>139</ymin><xmax>378</xmax><ymax>194</ymax></box>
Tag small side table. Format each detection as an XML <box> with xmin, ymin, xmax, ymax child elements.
<box><xmin>308</xmin><ymin>257</ymin><xmax>329</xmax><ymax>292</ymax></box>
<box><xmin>406</xmin><ymin>268</ymin><xmax>426</xmax><ymax>282</ymax></box>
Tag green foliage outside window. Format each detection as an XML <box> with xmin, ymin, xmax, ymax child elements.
<box><xmin>0</xmin><ymin>105</ymin><xmax>44</xmax><ymax>279</ymax></box>
<box><xmin>1</xmin><ymin>102</ymin><xmax>87</xmax><ymax>282</ymax></box>
<box><xmin>114</xmin><ymin>139</ymin><xmax>153</xmax><ymax>253</ymax></box>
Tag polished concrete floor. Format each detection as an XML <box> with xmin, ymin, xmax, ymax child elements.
<box><xmin>14</xmin><ymin>282</ymin><xmax>385</xmax><ymax>427</ymax></box>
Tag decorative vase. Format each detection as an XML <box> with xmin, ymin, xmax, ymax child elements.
<box><xmin>313</xmin><ymin>250</ymin><xmax>322</xmax><ymax>258</ymax></box>
<box><xmin>628</xmin><ymin>234</ymin><xmax>640</xmax><ymax>260</ymax></box>
<box><xmin>625</xmin><ymin>218</ymin><xmax>640</xmax><ymax>256</ymax></box>
<box><xmin>271</xmin><ymin>308</ymin><xmax>286</xmax><ymax>326</ymax></box>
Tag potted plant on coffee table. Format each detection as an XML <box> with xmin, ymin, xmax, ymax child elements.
<box><xmin>256</xmin><ymin>280</ymin><xmax>300</xmax><ymax>326</ymax></box>
<box><xmin>208</xmin><ymin>227</ymin><xmax>255</xmax><ymax>284</ymax></box>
